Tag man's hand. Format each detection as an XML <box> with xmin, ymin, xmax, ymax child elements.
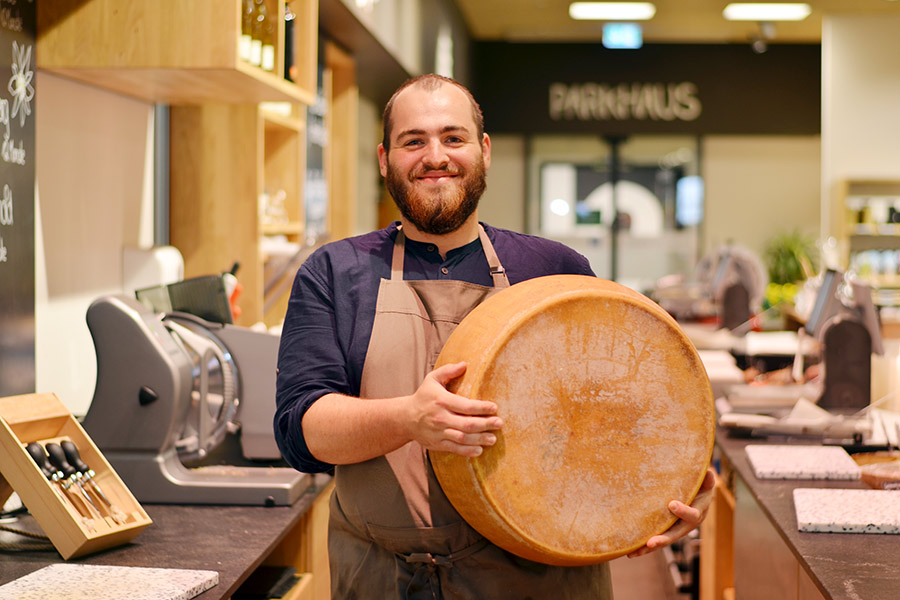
<box><xmin>407</xmin><ymin>362</ymin><xmax>504</xmax><ymax>457</ymax></box>
<box><xmin>627</xmin><ymin>467</ymin><xmax>717</xmax><ymax>558</ymax></box>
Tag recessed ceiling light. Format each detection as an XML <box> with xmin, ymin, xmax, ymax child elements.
<box><xmin>569</xmin><ymin>2</ymin><xmax>657</xmax><ymax>21</ymax></box>
<box><xmin>723</xmin><ymin>3</ymin><xmax>812</xmax><ymax>21</ymax></box>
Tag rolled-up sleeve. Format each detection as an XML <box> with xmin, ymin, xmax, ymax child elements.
<box><xmin>274</xmin><ymin>252</ymin><xmax>346</xmax><ymax>473</ymax></box>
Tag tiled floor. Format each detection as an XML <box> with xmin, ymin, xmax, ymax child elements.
<box><xmin>609</xmin><ymin>549</ymin><xmax>693</xmax><ymax>600</ymax></box>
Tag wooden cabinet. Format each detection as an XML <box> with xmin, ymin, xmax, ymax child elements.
<box><xmin>37</xmin><ymin>0</ymin><xmax>317</xmax><ymax>105</ymax></box>
<box><xmin>266</xmin><ymin>480</ymin><xmax>334</xmax><ymax>600</ymax></box>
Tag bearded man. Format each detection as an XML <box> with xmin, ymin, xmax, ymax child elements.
<box><xmin>274</xmin><ymin>74</ymin><xmax>712</xmax><ymax>600</ymax></box>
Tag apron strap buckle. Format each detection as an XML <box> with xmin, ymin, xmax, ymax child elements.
<box><xmin>401</xmin><ymin>537</ymin><xmax>491</xmax><ymax>571</ymax></box>
<box><xmin>405</xmin><ymin>552</ymin><xmax>453</xmax><ymax>569</ymax></box>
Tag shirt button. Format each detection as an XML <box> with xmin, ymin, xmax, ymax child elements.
<box><xmin>441</xmin><ymin>267</ymin><xmax>449</xmax><ymax>274</ymax></box>
<box><xmin>427</xmin><ymin>245</ymin><xmax>436</xmax><ymax>252</ymax></box>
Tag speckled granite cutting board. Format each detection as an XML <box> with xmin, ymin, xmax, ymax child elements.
<box><xmin>745</xmin><ymin>444</ymin><xmax>861</xmax><ymax>480</ymax></box>
<box><xmin>794</xmin><ymin>488</ymin><xmax>900</xmax><ymax>534</ymax></box>
<box><xmin>0</xmin><ymin>564</ymin><xmax>218</xmax><ymax>600</ymax></box>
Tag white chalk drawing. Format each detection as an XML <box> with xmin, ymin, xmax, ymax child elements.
<box><xmin>0</xmin><ymin>235</ymin><xmax>6</xmax><ymax>263</ymax></box>
<box><xmin>0</xmin><ymin>183</ymin><xmax>11</xmax><ymax>225</ymax></box>
<box><xmin>8</xmin><ymin>40</ymin><xmax>33</xmax><ymax>128</ymax></box>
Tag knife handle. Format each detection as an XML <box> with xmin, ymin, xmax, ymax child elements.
<box><xmin>25</xmin><ymin>442</ymin><xmax>55</xmax><ymax>480</ymax></box>
<box><xmin>45</xmin><ymin>442</ymin><xmax>77</xmax><ymax>478</ymax></box>
<box><xmin>61</xmin><ymin>440</ymin><xmax>92</xmax><ymax>474</ymax></box>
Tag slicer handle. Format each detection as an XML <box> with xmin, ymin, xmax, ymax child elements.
<box><xmin>25</xmin><ymin>442</ymin><xmax>55</xmax><ymax>479</ymax></box>
<box><xmin>46</xmin><ymin>442</ymin><xmax>77</xmax><ymax>478</ymax></box>
<box><xmin>61</xmin><ymin>440</ymin><xmax>92</xmax><ymax>474</ymax></box>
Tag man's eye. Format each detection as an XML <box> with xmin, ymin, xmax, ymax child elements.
<box><xmin>445</xmin><ymin>136</ymin><xmax>463</xmax><ymax>144</ymax></box>
<box><xmin>403</xmin><ymin>139</ymin><xmax>423</xmax><ymax>147</ymax></box>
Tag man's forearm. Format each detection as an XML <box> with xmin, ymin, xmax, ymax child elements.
<box><xmin>302</xmin><ymin>392</ymin><xmax>413</xmax><ymax>465</ymax></box>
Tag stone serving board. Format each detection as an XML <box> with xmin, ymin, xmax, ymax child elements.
<box><xmin>794</xmin><ymin>488</ymin><xmax>900</xmax><ymax>534</ymax></box>
<box><xmin>745</xmin><ymin>444</ymin><xmax>861</xmax><ymax>480</ymax></box>
<box><xmin>0</xmin><ymin>564</ymin><xmax>218</xmax><ymax>600</ymax></box>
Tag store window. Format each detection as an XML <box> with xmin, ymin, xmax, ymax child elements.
<box><xmin>529</xmin><ymin>134</ymin><xmax>703</xmax><ymax>293</ymax></box>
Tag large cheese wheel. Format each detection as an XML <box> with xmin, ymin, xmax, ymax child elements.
<box><xmin>431</xmin><ymin>274</ymin><xmax>714</xmax><ymax>566</ymax></box>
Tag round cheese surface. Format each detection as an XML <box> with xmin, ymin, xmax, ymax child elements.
<box><xmin>431</xmin><ymin>275</ymin><xmax>714</xmax><ymax>566</ymax></box>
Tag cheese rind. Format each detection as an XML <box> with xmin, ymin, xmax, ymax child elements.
<box><xmin>431</xmin><ymin>275</ymin><xmax>715</xmax><ymax>565</ymax></box>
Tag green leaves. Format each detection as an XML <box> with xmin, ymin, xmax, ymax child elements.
<box><xmin>764</xmin><ymin>229</ymin><xmax>816</xmax><ymax>285</ymax></box>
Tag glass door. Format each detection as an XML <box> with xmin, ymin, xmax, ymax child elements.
<box><xmin>528</xmin><ymin>134</ymin><xmax>703</xmax><ymax>294</ymax></box>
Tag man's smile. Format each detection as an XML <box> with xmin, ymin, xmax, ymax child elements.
<box><xmin>414</xmin><ymin>171</ymin><xmax>460</xmax><ymax>184</ymax></box>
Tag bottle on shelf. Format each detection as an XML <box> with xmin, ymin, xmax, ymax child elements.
<box><xmin>249</xmin><ymin>0</ymin><xmax>264</xmax><ymax>68</ymax></box>
<box><xmin>284</xmin><ymin>4</ymin><xmax>296</xmax><ymax>81</ymax></box>
<box><xmin>252</xmin><ymin>0</ymin><xmax>275</xmax><ymax>72</ymax></box>
<box><xmin>240</xmin><ymin>0</ymin><xmax>255</xmax><ymax>63</ymax></box>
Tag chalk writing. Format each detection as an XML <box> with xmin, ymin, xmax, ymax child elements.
<box><xmin>0</xmin><ymin>183</ymin><xmax>11</xmax><ymax>224</ymax></box>
<box><xmin>0</xmin><ymin>235</ymin><xmax>6</xmax><ymax>262</ymax></box>
<box><xmin>0</xmin><ymin>7</ymin><xmax>22</xmax><ymax>32</ymax></box>
<box><xmin>0</xmin><ymin>99</ymin><xmax>23</xmax><ymax>165</ymax></box>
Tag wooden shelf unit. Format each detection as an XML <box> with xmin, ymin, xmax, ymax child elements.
<box><xmin>35</xmin><ymin>0</ymin><xmax>323</xmax><ymax>328</ymax></box>
<box><xmin>168</xmin><ymin>103</ymin><xmax>308</xmax><ymax>327</ymax></box>
<box><xmin>37</xmin><ymin>0</ymin><xmax>318</xmax><ymax>105</ymax></box>
<box><xmin>840</xmin><ymin>179</ymin><xmax>900</xmax><ymax>304</ymax></box>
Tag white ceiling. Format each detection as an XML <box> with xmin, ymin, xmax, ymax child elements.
<box><xmin>452</xmin><ymin>0</ymin><xmax>900</xmax><ymax>43</ymax></box>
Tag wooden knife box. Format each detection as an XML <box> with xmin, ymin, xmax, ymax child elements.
<box><xmin>0</xmin><ymin>392</ymin><xmax>152</xmax><ymax>559</ymax></box>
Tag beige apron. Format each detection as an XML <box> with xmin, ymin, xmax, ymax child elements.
<box><xmin>328</xmin><ymin>225</ymin><xmax>612</xmax><ymax>600</ymax></box>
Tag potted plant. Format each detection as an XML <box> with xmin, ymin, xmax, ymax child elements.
<box><xmin>763</xmin><ymin>229</ymin><xmax>816</xmax><ymax>307</ymax></box>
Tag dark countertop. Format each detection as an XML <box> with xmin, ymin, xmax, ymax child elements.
<box><xmin>716</xmin><ymin>430</ymin><xmax>900</xmax><ymax>600</ymax></box>
<box><xmin>0</xmin><ymin>473</ymin><xmax>332</xmax><ymax>599</ymax></box>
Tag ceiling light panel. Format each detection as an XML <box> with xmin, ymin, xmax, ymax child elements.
<box><xmin>569</xmin><ymin>2</ymin><xmax>657</xmax><ymax>21</ymax></box>
<box><xmin>722</xmin><ymin>3</ymin><xmax>812</xmax><ymax>21</ymax></box>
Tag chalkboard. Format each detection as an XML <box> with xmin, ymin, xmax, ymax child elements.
<box><xmin>0</xmin><ymin>0</ymin><xmax>35</xmax><ymax>397</ymax></box>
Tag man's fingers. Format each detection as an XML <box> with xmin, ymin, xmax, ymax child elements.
<box><xmin>627</xmin><ymin>469</ymin><xmax>718</xmax><ymax>559</ymax></box>
<box><xmin>430</xmin><ymin>361</ymin><xmax>468</xmax><ymax>385</ymax></box>
<box><xmin>666</xmin><ymin>500</ymin><xmax>702</xmax><ymax>525</ymax></box>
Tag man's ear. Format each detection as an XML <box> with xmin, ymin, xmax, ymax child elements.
<box><xmin>377</xmin><ymin>143</ymin><xmax>388</xmax><ymax>177</ymax></box>
<box><xmin>481</xmin><ymin>133</ymin><xmax>492</xmax><ymax>170</ymax></box>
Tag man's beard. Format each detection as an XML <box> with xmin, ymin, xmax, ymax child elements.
<box><xmin>386</xmin><ymin>157</ymin><xmax>486</xmax><ymax>235</ymax></box>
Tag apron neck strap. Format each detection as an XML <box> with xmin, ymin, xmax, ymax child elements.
<box><xmin>391</xmin><ymin>227</ymin><xmax>407</xmax><ymax>280</ymax></box>
<box><xmin>477</xmin><ymin>225</ymin><xmax>510</xmax><ymax>289</ymax></box>
<box><xmin>391</xmin><ymin>224</ymin><xmax>510</xmax><ymax>288</ymax></box>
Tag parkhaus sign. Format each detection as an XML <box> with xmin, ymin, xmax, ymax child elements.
<box><xmin>472</xmin><ymin>42</ymin><xmax>821</xmax><ymax>135</ymax></box>
<box><xmin>549</xmin><ymin>81</ymin><xmax>702</xmax><ymax>123</ymax></box>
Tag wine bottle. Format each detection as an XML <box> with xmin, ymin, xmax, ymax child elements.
<box><xmin>284</xmin><ymin>4</ymin><xmax>296</xmax><ymax>81</ymax></box>
<box><xmin>260</xmin><ymin>1</ymin><xmax>276</xmax><ymax>73</ymax></box>
<box><xmin>240</xmin><ymin>0</ymin><xmax>254</xmax><ymax>63</ymax></box>
<box><xmin>253</xmin><ymin>0</ymin><xmax>275</xmax><ymax>71</ymax></box>
<box><xmin>249</xmin><ymin>0</ymin><xmax>264</xmax><ymax>67</ymax></box>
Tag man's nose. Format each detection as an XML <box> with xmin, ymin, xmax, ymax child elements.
<box><xmin>421</xmin><ymin>139</ymin><xmax>449</xmax><ymax>169</ymax></box>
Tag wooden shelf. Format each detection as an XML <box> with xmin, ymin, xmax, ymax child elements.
<box><xmin>841</xmin><ymin>178</ymin><xmax>900</xmax><ymax>266</ymax></box>
<box><xmin>37</xmin><ymin>0</ymin><xmax>317</xmax><ymax>106</ymax></box>
<box><xmin>169</xmin><ymin>101</ymin><xmax>308</xmax><ymax>328</ymax></box>
<box><xmin>262</xmin><ymin>222</ymin><xmax>304</xmax><ymax>236</ymax></box>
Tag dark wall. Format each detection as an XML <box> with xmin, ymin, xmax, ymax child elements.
<box><xmin>471</xmin><ymin>42</ymin><xmax>821</xmax><ymax>135</ymax></box>
<box><xmin>0</xmin><ymin>0</ymin><xmax>36</xmax><ymax>396</ymax></box>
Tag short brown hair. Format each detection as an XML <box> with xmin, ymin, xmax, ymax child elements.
<box><xmin>381</xmin><ymin>74</ymin><xmax>485</xmax><ymax>151</ymax></box>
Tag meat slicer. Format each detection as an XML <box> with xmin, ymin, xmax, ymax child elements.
<box><xmin>81</xmin><ymin>295</ymin><xmax>309</xmax><ymax>506</ymax></box>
